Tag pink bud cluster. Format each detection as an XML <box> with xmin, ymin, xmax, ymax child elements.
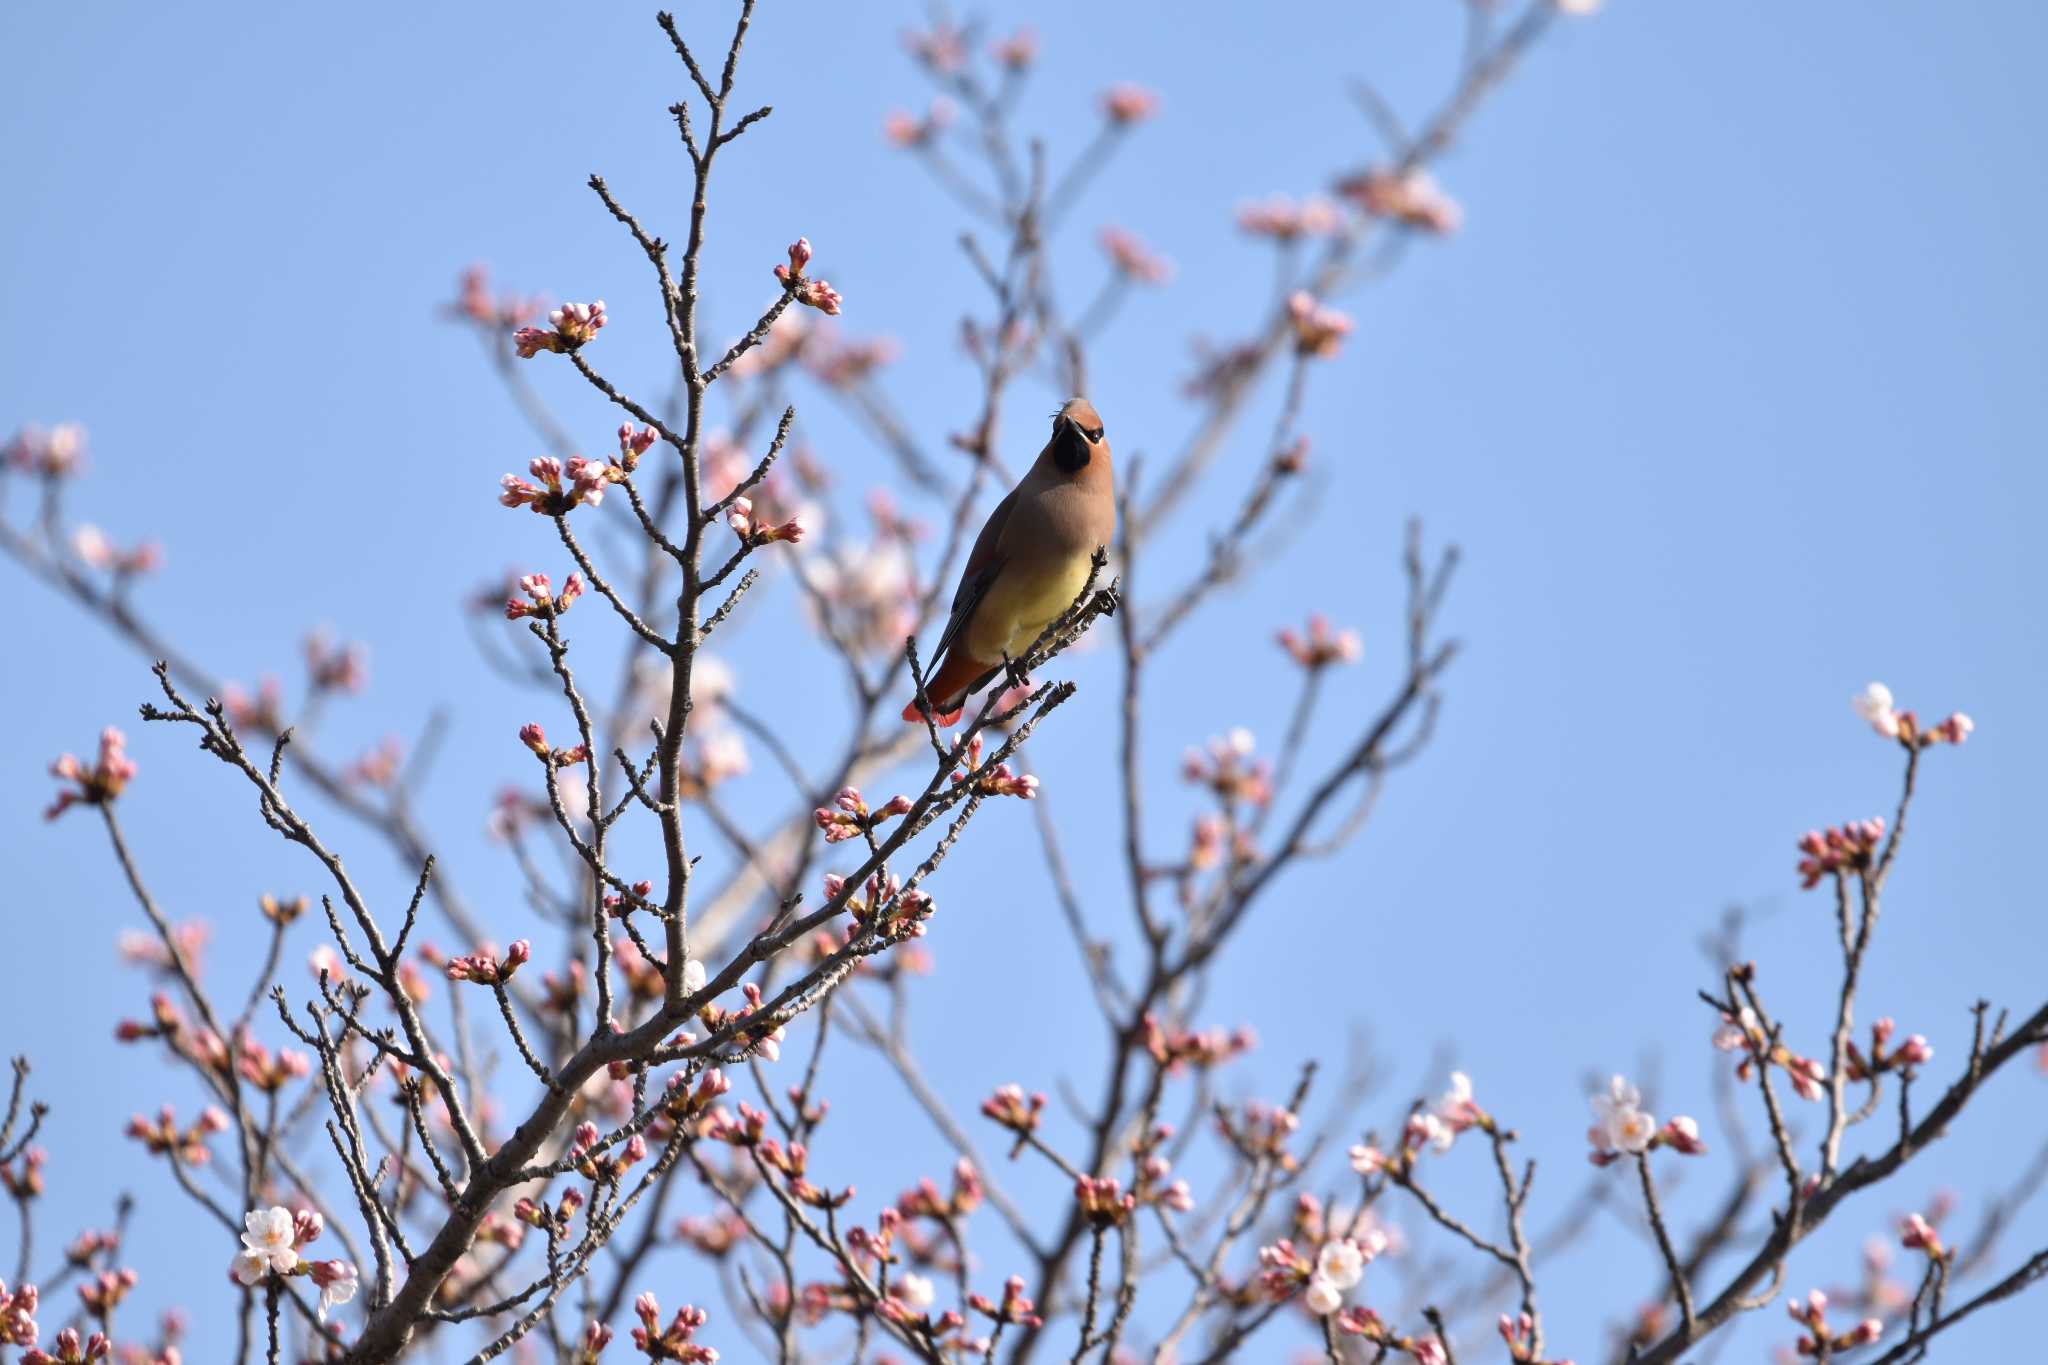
<box><xmin>1334</xmin><ymin>1308</ymin><xmax>1450</xmax><ymax>1365</ymax></box>
<box><xmin>445</xmin><ymin>940</ymin><xmax>530</xmax><ymax>986</ymax></box>
<box><xmin>514</xmin><ymin>1186</ymin><xmax>586</xmax><ymax>1233</ymax></box>
<box><xmin>0</xmin><ymin>1280</ymin><xmax>39</xmax><ymax>1347</ymax></box>
<box><xmin>569</xmin><ymin>1121</ymin><xmax>648</xmax><ymax>1183</ymax></box>
<box><xmin>1844</xmin><ymin>1015</ymin><xmax>1934</xmax><ymax>1081</ymax></box>
<box><xmin>1099</xmin><ymin>226</ymin><xmax>1172</xmax><ymax>284</ymax></box>
<box><xmin>1786</xmin><ymin>1288</ymin><xmax>1881</xmax><ymax>1357</ymax></box>
<box><xmin>0</xmin><ymin>1147</ymin><xmax>43</xmax><ymax>1202</ymax></box>
<box><xmin>724</xmin><ymin>495</ymin><xmax>806</xmax><ymax>546</ymax></box>
<box><xmin>813</xmin><ymin>786</ymin><xmax>913</xmax><ymax>844</ymax></box>
<box><xmin>816</xmin><ymin>869</ymin><xmax>934</xmax><ymax>949</ymax></box>
<box><xmin>20</xmin><ymin>1326</ymin><xmax>112</xmax><ymax>1364</ymax></box>
<box><xmin>630</xmin><ymin>1292</ymin><xmax>717</xmax><ymax>1361</ymax></box>
<box><xmin>1276</xmin><ymin>613</ymin><xmax>1363</xmax><ymax>668</ymax></box>
<box><xmin>45</xmin><ymin>728</ymin><xmax>137</xmax><ymax>821</ymax></box>
<box><xmin>1217</xmin><ymin>1099</ymin><xmax>1301</xmax><ymax>1167</ymax></box>
<box><xmin>980</xmin><ymin>1083</ymin><xmax>1046</xmax><ymax>1150</ymax></box>
<box><xmin>1795</xmin><ymin>818</ymin><xmax>1884</xmax><ymax>888</ymax></box>
<box><xmin>513</xmin><ymin>299</ymin><xmax>607</xmax><ymax>358</ymax></box>
<box><xmin>1710</xmin><ymin>1005</ymin><xmax>1829</xmax><ymax>1100</ymax></box>
<box><xmin>1498</xmin><ymin>1311</ymin><xmax>1577</xmax><ymax>1365</ymax></box>
<box><xmin>967</xmin><ymin>1275</ymin><xmax>1042</xmax><ymax>1328</ymax></box>
<box><xmin>950</xmin><ymin>734</ymin><xmax>1040</xmax><ymax>799</ymax></box>
<box><xmin>1143</xmin><ymin>1013</ymin><xmax>1256</xmax><ymax>1073</ymax></box>
<box><xmin>772</xmin><ymin>238</ymin><xmax>843</xmax><ymax>315</ymax></box>
<box><xmin>1074</xmin><ymin>1174</ymin><xmax>1136</xmax><ymax>1226</ymax></box>
<box><xmin>505</xmin><ymin>571</ymin><xmax>585</xmax><ymax>621</ymax></box>
<box><xmin>1900</xmin><ymin>1211</ymin><xmax>1949</xmax><ymax>1258</ymax></box>
<box><xmin>236</xmin><ymin>1038</ymin><xmax>311</xmax><ymax>1092</ymax></box>
<box><xmin>499</xmin><ymin>454</ymin><xmax>616</xmax><ymax>516</ymax></box>
<box><xmin>76</xmin><ymin>1268</ymin><xmax>136</xmax><ymax>1319</ymax></box>
<box><xmin>573</xmin><ymin>1321</ymin><xmax>613</xmax><ymax>1363</ymax></box>
<box><xmin>518</xmin><ymin>722</ymin><xmax>591</xmax><ymax>769</ymax></box>
<box><xmin>1337</xmin><ymin>167</ymin><xmax>1463</xmax><ymax>234</ymax></box>
<box><xmin>1287</xmin><ymin>291</ymin><xmax>1354</xmax><ymax>358</ymax></box>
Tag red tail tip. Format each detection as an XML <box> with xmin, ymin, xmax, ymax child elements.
<box><xmin>901</xmin><ymin>698</ymin><xmax>965</xmax><ymax>726</ymax></box>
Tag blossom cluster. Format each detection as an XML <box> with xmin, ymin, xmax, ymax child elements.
<box><xmin>1286</xmin><ymin>291</ymin><xmax>1354</xmax><ymax>358</ymax></box>
<box><xmin>229</xmin><ymin>1206</ymin><xmax>359</xmax><ymax>1320</ymax></box>
<box><xmin>813</xmin><ymin>785</ymin><xmax>913</xmax><ymax>844</ymax></box>
<box><xmin>500</xmin><ymin>454</ymin><xmax>616</xmax><ymax>516</ymax></box>
<box><xmin>514</xmin><ymin>299</ymin><xmax>607</xmax><ymax>357</ymax></box>
<box><xmin>771</xmin><ymin>237</ymin><xmax>843</xmax><ymax>315</ymax></box>
<box><xmin>445</xmin><ymin>939</ymin><xmax>532</xmax><ymax>986</ymax></box>
<box><xmin>1851</xmin><ymin>681</ymin><xmax>1973</xmax><ymax>747</ymax></box>
<box><xmin>1276</xmin><ymin>613</ymin><xmax>1362</xmax><ymax>668</ymax></box>
<box><xmin>44</xmin><ymin>727</ymin><xmax>137</xmax><ymax>821</ymax></box>
<box><xmin>1585</xmin><ymin>1075</ymin><xmax>1706</xmax><ymax>1165</ymax></box>
<box><xmin>505</xmin><ymin>571</ymin><xmax>585</xmax><ymax>621</ymax></box>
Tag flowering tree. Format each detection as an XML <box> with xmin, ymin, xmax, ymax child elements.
<box><xmin>5</xmin><ymin>4</ymin><xmax>2045</xmax><ymax>1364</ymax></box>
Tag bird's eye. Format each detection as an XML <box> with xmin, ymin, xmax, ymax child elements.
<box><xmin>1085</xmin><ymin>426</ymin><xmax>1104</xmax><ymax>442</ymax></box>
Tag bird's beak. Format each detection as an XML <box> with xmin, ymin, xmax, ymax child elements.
<box><xmin>1052</xmin><ymin>414</ymin><xmax>1092</xmax><ymax>472</ymax></box>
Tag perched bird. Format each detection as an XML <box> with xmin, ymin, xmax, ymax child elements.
<box><xmin>902</xmin><ymin>398</ymin><xmax>1116</xmax><ymax>725</ymax></box>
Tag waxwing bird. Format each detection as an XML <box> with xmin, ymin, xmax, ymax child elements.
<box><xmin>902</xmin><ymin>398</ymin><xmax>1117</xmax><ymax>725</ymax></box>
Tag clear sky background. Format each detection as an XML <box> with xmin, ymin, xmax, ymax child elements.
<box><xmin>4</xmin><ymin>2</ymin><xmax>2045</xmax><ymax>1361</ymax></box>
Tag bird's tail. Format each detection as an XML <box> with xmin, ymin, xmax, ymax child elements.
<box><xmin>900</xmin><ymin>651</ymin><xmax>997</xmax><ymax>726</ymax></box>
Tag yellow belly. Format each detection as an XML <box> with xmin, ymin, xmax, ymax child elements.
<box><xmin>965</xmin><ymin>554</ymin><xmax>1094</xmax><ymax>662</ymax></box>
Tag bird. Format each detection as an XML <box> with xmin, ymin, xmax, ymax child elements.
<box><xmin>901</xmin><ymin>398</ymin><xmax>1116</xmax><ymax>726</ymax></box>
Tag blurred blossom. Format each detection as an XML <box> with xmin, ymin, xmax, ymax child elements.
<box><xmin>1099</xmin><ymin>226</ymin><xmax>1173</xmax><ymax>284</ymax></box>
<box><xmin>1182</xmin><ymin>728</ymin><xmax>1272</xmax><ymax>807</ymax></box>
<box><xmin>1587</xmin><ymin>1074</ymin><xmax>1655</xmax><ymax>1162</ymax></box>
<box><xmin>45</xmin><ymin>727</ymin><xmax>137</xmax><ymax>820</ymax></box>
<box><xmin>1276</xmin><ymin>614</ymin><xmax>1361</xmax><ymax>668</ymax></box>
<box><xmin>989</xmin><ymin>27</ymin><xmax>1038</xmax><ymax>68</ymax></box>
<box><xmin>221</xmin><ymin>676</ymin><xmax>285</xmax><ymax>734</ymax></box>
<box><xmin>1851</xmin><ymin>681</ymin><xmax>1899</xmax><ymax>737</ymax></box>
<box><xmin>901</xmin><ymin>23</ymin><xmax>965</xmax><ymax>71</ymax></box>
<box><xmin>343</xmin><ymin>735</ymin><xmax>404</xmax><ymax>787</ymax></box>
<box><xmin>1287</xmin><ymin>291</ymin><xmax>1354</xmax><ymax>358</ymax></box>
<box><xmin>1100</xmin><ymin>83</ymin><xmax>1160</xmax><ymax>124</ymax></box>
<box><xmin>304</xmin><ymin>629</ymin><xmax>369</xmax><ymax>694</ymax></box>
<box><xmin>1236</xmin><ymin>194</ymin><xmax>1341</xmax><ymax>240</ymax></box>
<box><xmin>883</xmin><ymin>98</ymin><xmax>955</xmax><ymax>147</ymax></box>
<box><xmin>1337</xmin><ymin>167</ymin><xmax>1463</xmax><ymax>234</ymax></box>
<box><xmin>445</xmin><ymin>265</ymin><xmax>541</xmax><ymax>328</ymax></box>
<box><xmin>70</xmin><ymin>524</ymin><xmax>163</xmax><ymax>576</ymax></box>
<box><xmin>804</xmin><ymin>332</ymin><xmax>902</xmax><ymax>387</ymax></box>
<box><xmin>4</xmin><ymin>422</ymin><xmax>87</xmax><ymax>477</ymax></box>
<box><xmin>802</xmin><ymin>540</ymin><xmax>918</xmax><ymax>657</ymax></box>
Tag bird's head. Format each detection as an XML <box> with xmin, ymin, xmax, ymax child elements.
<box><xmin>1049</xmin><ymin>397</ymin><xmax>1107</xmax><ymax>475</ymax></box>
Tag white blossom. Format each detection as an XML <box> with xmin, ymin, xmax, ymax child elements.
<box><xmin>1852</xmin><ymin>681</ymin><xmax>1900</xmax><ymax>738</ymax></box>
<box><xmin>1317</xmin><ymin>1239</ymin><xmax>1365</xmax><ymax>1291</ymax></box>
<box><xmin>1590</xmin><ymin>1075</ymin><xmax>1656</xmax><ymax>1154</ymax></box>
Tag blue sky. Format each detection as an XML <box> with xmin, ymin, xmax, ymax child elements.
<box><xmin>4</xmin><ymin>2</ymin><xmax>2046</xmax><ymax>1360</ymax></box>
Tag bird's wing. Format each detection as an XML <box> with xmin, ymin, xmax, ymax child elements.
<box><xmin>926</xmin><ymin>485</ymin><xmax>1019</xmax><ymax>676</ymax></box>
